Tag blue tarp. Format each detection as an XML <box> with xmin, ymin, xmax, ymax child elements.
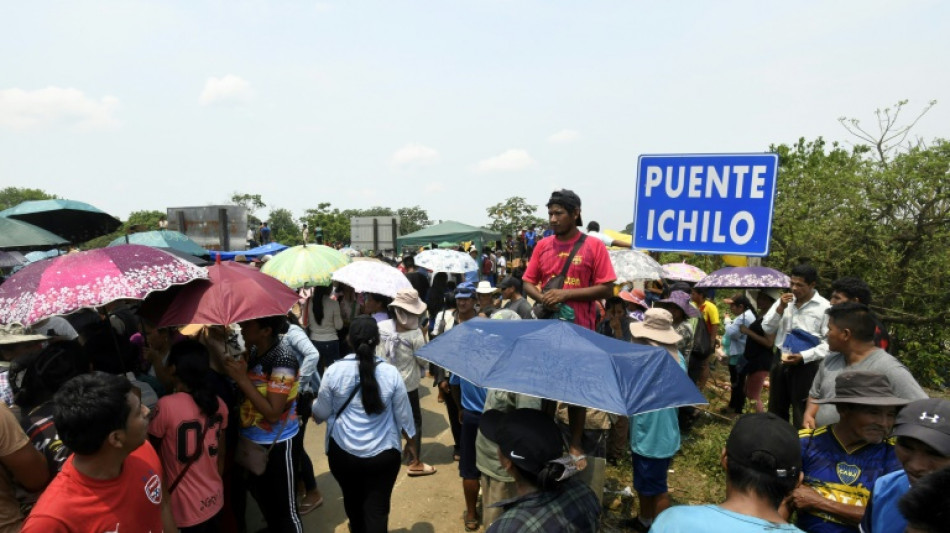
<box><xmin>416</xmin><ymin>318</ymin><xmax>706</xmax><ymax>416</ymax></box>
<box><xmin>211</xmin><ymin>242</ymin><xmax>289</xmax><ymax>261</ymax></box>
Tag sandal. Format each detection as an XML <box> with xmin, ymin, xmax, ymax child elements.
<box><xmin>570</xmin><ymin>453</ymin><xmax>588</xmax><ymax>471</ymax></box>
<box><xmin>407</xmin><ymin>463</ymin><xmax>437</xmax><ymax>477</ymax></box>
<box><xmin>298</xmin><ymin>494</ymin><xmax>324</xmax><ymax>516</ymax></box>
<box><xmin>463</xmin><ymin>510</ymin><xmax>480</xmax><ymax>531</ymax></box>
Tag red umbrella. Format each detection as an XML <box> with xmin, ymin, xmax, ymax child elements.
<box><xmin>156</xmin><ymin>261</ymin><xmax>299</xmax><ymax>327</ymax></box>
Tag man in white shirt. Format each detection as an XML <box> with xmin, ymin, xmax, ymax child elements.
<box><xmin>585</xmin><ymin>221</ymin><xmax>632</xmax><ymax>249</ymax></box>
<box><xmin>495</xmin><ymin>251</ymin><xmax>507</xmax><ymax>279</ymax></box>
<box><xmin>762</xmin><ymin>264</ymin><xmax>830</xmax><ymax>428</ymax></box>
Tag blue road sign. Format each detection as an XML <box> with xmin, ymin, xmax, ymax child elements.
<box><xmin>632</xmin><ymin>153</ymin><xmax>779</xmax><ymax>256</ymax></box>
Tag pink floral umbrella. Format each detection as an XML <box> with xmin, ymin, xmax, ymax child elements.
<box><xmin>0</xmin><ymin>244</ymin><xmax>208</xmax><ymax>326</ymax></box>
<box><xmin>661</xmin><ymin>261</ymin><xmax>707</xmax><ymax>282</ymax></box>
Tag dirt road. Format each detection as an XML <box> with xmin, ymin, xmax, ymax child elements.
<box><xmin>251</xmin><ymin>385</ymin><xmax>468</xmax><ymax>532</ymax></box>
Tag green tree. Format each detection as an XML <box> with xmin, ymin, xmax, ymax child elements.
<box><xmin>0</xmin><ymin>187</ymin><xmax>56</xmax><ymax>211</ymax></box>
<box><xmin>302</xmin><ymin>203</ymin><xmax>350</xmax><ymax>245</ymax></box>
<box><xmin>267</xmin><ymin>208</ymin><xmax>302</xmax><ymax>245</ymax></box>
<box><xmin>485</xmin><ymin>196</ymin><xmax>546</xmax><ymax>239</ymax></box>
<box><xmin>767</xmin><ymin>101</ymin><xmax>949</xmax><ymax>386</ymax></box>
<box><xmin>395</xmin><ymin>206</ymin><xmax>430</xmax><ymax>234</ymax></box>
<box><xmin>338</xmin><ymin>206</ymin><xmax>430</xmax><ymax>235</ymax></box>
<box><xmin>230</xmin><ymin>192</ymin><xmax>266</xmax><ymax>228</ymax></box>
<box><xmin>82</xmin><ymin>210</ymin><xmax>168</xmax><ymax>249</ymax></box>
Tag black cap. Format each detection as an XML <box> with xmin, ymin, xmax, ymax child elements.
<box><xmin>727</xmin><ymin>413</ymin><xmax>801</xmax><ymax>479</ymax></box>
<box><xmin>546</xmin><ymin>189</ymin><xmax>583</xmax><ymax>227</ymax></box>
<box><xmin>479</xmin><ymin>409</ymin><xmax>563</xmax><ymax>475</ymax></box>
<box><xmin>892</xmin><ymin>398</ymin><xmax>950</xmax><ymax>457</ymax></box>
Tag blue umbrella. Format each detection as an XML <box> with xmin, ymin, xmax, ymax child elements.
<box><xmin>23</xmin><ymin>249</ymin><xmax>65</xmax><ymax>263</ymax></box>
<box><xmin>108</xmin><ymin>230</ymin><xmax>208</xmax><ymax>257</ymax></box>
<box><xmin>415</xmin><ymin>318</ymin><xmax>706</xmax><ymax>416</ymax></box>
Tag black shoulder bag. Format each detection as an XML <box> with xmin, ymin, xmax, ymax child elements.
<box><xmin>532</xmin><ymin>234</ymin><xmax>587</xmax><ymax>319</ymax></box>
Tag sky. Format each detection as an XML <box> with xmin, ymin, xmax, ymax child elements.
<box><xmin>1</xmin><ymin>1</ymin><xmax>948</xmax><ymax>233</ymax></box>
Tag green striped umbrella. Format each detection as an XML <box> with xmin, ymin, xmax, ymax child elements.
<box><xmin>260</xmin><ymin>244</ymin><xmax>351</xmax><ymax>288</ymax></box>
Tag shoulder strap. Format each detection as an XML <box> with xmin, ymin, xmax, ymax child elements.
<box><xmin>557</xmin><ymin>234</ymin><xmax>587</xmax><ymax>278</ymax></box>
<box><xmin>337</xmin><ymin>381</ymin><xmax>362</xmax><ymax>418</ymax></box>
<box><xmin>336</xmin><ymin>360</ymin><xmax>382</xmax><ymax>418</ymax></box>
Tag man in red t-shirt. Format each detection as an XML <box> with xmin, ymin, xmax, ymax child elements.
<box><xmin>523</xmin><ymin>190</ymin><xmax>616</xmax><ymax>330</ymax></box>
<box><xmin>23</xmin><ymin>372</ymin><xmax>175</xmax><ymax>533</ymax></box>
<box><xmin>523</xmin><ymin>189</ymin><xmax>616</xmax><ymax>483</ymax></box>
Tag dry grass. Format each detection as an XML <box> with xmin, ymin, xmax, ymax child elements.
<box><xmin>601</xmin><ymin>363</ymin><xmax>744</xmax><ymax>530</ymax></box>
<box><xmin>600</xmin><ymin>363</ymin><xmax>949</xmax><ymax>531</ymax></box>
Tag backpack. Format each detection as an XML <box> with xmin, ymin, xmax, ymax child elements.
<box><xmin>690</xmin><ymin>316</ymin><xmax>715</xmax><ymax>361</ymax></box>
<box><xmin>482</xmin><ymin>255</ymin><xmax>494</xmax><ymax>275</ymax></box>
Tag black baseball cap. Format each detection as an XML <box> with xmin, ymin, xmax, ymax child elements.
<box><xmin>727</xmin><ymin>413</ymin><xmax>801</xmax><ymax>480</ymax></box>
<box><xmin>479</xmin><ymin>409</ymin><xmax>563</xmax><ymax>475</ymax></box>
<box><xmin>892</xmin><ymin>398</ymin><xmax>950</xmax><ymax>457</ymax></box>
<box><xmin>546</xmin><ymin>189</ymin><xmax>582</xmax><ymax>227</ymax></box>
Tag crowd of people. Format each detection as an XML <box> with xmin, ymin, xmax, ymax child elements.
<box><xmin>0</xmin><ymin>188</ymin><xmax>946</xmax><ymax>533</ymax></box>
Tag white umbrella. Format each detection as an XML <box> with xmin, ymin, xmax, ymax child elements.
<box><xmin>413</xmin><ymin>249</ymin><xmax>477</xmax><ymax>274</ymax></box>
<box><xmin>330</xmin><ymin>260</ymin><xmax>412</xmax><ymax>297</ymax></box>
<box><xmin>609</xmin><ymin>250</ymin><xmax>664</xmax><ymax>284</ymax></box>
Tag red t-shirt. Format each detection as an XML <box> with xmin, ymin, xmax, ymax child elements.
<box><xmin>23</xmin><ymin>442</ymin><xmax>166</xmax><ymax>533</ymax></box>
<box><xmin>523</xmin><ymin>232</ymin><xmax>616</xmax><ymax>330</ymax></box>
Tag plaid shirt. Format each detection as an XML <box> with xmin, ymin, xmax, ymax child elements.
<box><xmin>487</xmin><ymin>478</ymin><xmax>600</xmax><ymax>533</ymax></box>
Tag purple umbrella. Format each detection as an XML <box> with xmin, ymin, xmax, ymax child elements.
<box><xmin>0</xmin><ymin>244</ymin><xmax>207</xmax><ymax>325</ymax></box>
<box><xmin>695</xmin><ymin>266</ymin><xmax>789</xmax><ymax>289</ymax></box>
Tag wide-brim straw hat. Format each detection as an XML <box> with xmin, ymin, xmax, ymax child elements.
<box><xmin>389</xmin><ymin>288</ymin><xmax>427</xmax><ymax>315</ymax></box>
<box><xmin>812</xmin><ymin>371</ymin><xmax>911</xmax><ymax>406</ymax></box>
<box><xmin>630</xmin><ymin>308</ymin><xmax>682</xmax><ymax>345</ymax></box>
<box><xmin>0</xmin><ymin>324</ymin><xmax>49</xmax><ymax>345</ymax></box>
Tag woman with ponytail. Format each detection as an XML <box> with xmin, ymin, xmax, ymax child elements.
<box><xmin>312</xmin><ymin>315</ymin><xmax>416</xmax><ymax>533</ymax></box>
<box><xmin>148</xmin><ymin>340</ymin><xmax>228</xmax><ymax>532</ymax></box>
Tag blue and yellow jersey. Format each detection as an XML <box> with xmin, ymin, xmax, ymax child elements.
<box><xmin>797</xmin><ymin>426</ymin><xmax>902</xmax><ymax>533</ymax></box>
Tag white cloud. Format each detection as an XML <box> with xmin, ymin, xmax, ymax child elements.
<box><xmin>200</xmin><ymin>75</ymin><xmax>254</xmax><ymax>106</ymax></box>
<box><xmin>425</xmin><ymin>181</ymin><xmax>444</xmax><ymax>193</ymax></box>
<box><xmin>473</xmin><ymin>149</ymin><xmax>537</xmax><ymax>173</ymax></box>
<box><xmin>548</xmin><ymin>129</ymin><xmax>579</xmax><ymax>143</ymax></box>
<box><xmin>390</xmin><ymin>143</ymin><xmax>440</xmax><ymax>169</ymax></box>
<box><xmin>0</xmin><ymin>87</ymin><xmax>119</xmax><ymax>130</ymax></box>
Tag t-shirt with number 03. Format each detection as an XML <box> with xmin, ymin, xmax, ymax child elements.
<box><xmin>148</xmin><ymin>392</ymin><xmax>229</xmax><ymax>528</ymax></box>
